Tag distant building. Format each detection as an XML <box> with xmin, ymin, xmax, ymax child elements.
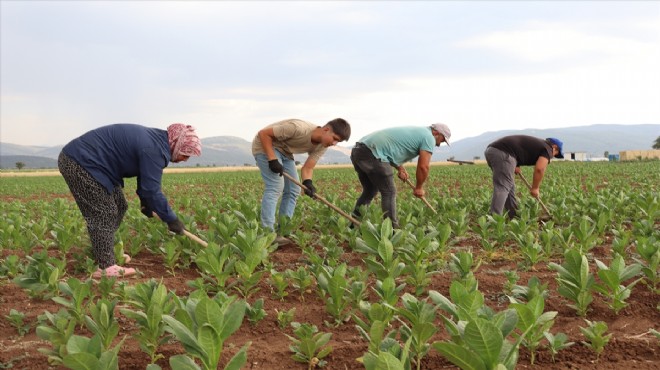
<box><xmin>619</xmin><ymin>150</ymin><xmax>660</xmax><ymax>161</ymax></box>
<box><xmin>564</xmin><ymin>151</ymin><xmax>588</xmax><ymax>161</ymax></box>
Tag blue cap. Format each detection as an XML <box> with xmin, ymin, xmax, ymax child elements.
<box><xmin>546</xmin><ymin>138</ymin><xmax>564</xmax><ymax>159</ymax></box>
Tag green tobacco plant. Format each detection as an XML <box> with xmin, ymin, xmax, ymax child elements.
<box><xmin>354</xmin><ymin>219</ymin><xmax>406</xmax><ymax>280</ymax></box>
<box><xmin>4</xmin><ymin>309</ymin><xmax>31</xmax><ymax>337</ymax></box>
<box><xmin>448</xmin><ymin>207</ymin><xmax>470</xmax><ymax>237</ymax></box>
<box><xmin>572</xmin><ymin>216</ymin><xmax>599</xmax><ymax>253</ymax></box>
<box><xmin>509</xmin><ymin>296</ymin><xmax>557</xmax><ymax>365</ymax></box>
<box><xmin>159</xmin><ymin>240</ymin><xmax>182</xmax><ymax>276</ymax></box>
<box><xmin>84</xmin><ymin>298</ymin><xmax>120</xmax><ymax>350</ymax></box>
<box><xmin>549</xmin><ymin>249</ymin><xmax>594</xmax><ymax>316</ymax></box>
<box><xmin>62</xmin><ymin>334</ymin><xmax>126</xmax><ymax>370</ymax></box>
<box><xmin>510</xmin><ymin>276</ymin><xmax>549</xmax><ymax>303</ymax></box>
<box><xmin>163</xmin><ymin>297</ymin><xmax>249</xmax><ymax>370</ymax></box>
<box><xmin>634</xmin><ymin>236</ymin><xmax>659</xmax><ymax>292</ymax></box>
<box><xmin>0</xmin><ymin>254</ymin><xmax>23</xmax><ymax>279</ymax></box>
<box><xmin>432</xmin><ymin>315</ymin><xmax>521</xmax><ymax>370</ymax></box>
<box><xmin>52</xmin><ymin>277</ymin><xmax>94</xmax><ymax>327</ymax></box>
<box><xmin>285</xmin><ymin>322</ymin><xmax>333</xmax><ymax>370</ymax></box>
<box><xmin>354</xmin><ymin>301</ymin><xmax>397</xmax><ymax>342</ymax></box>
<box><xmin>276</xmin><ymin>307</ymin><xmax>296</xmax><ymax>329</ymax></box>
<box><xmin>14</xmin><ymin>250</ymin><xmax>65</xmax><ymax>299</ymax></box>
<box><xmin>392</xmin><ymin>293</ymin><xmax>438</xmax><ymax>370</ymax></box>
<box><xmin>36</xmin><ymin>309</ymin><xmax>77</xmax><ymax>365</ymax></box>
<box><xmin>580</xmin><ymin>320</ymin><xmax>612</xmax><ymax>360</ymax></box>
<box><xmin>287</xmin><ymin>266</ymin><xmax>314</xmax><ymax>300</ymax></box>
<box><xmin>268</xmin><ymin>269</ymin><xmax>290</xmax><ymax>300</ymax></box>
<box><xmin>194</xmin><ymin>243</ymin><xmax>235</xmax><ymax>291</ymax></box>
<box><xmin>512</xmin><ymin>231</ymin><xmax>545</xmax><ymax>269</ymax></box>
<box><xmin>315</xmin><ymin>263</ymin><xmax>352</xmax><ymax>325</ymax></box>
<box><xmin>246</xmin><ymin>298</ymin><xmax>267</xmax><ymax>325</ymax></box>
<box><xmin>359</xmin><ymin>320</ymin><xmax>412</xmax><ymax>370</ymax></box>
<box><xmin>230</xmin><ymin>229</ymin><xmax>275</xmax><ymax>298</ymax></box>
<box><xmin>400</xmin><ymin>229</ymin><xmax>441</xmax><ymax>296</ymax></box>
<box><xmin>120</xmin><ymin>280</ymin><xmax>176</xmax><ymax>364</ymax></box>
<box><xmin>594</xmin><ymin>254</ymin><xmax>642</xmax><ymax>313</ymax></box>
<box><xmin>543</xmin><ymin>332</ymin><xmax>574</xmax><ymax>363</ymax></box>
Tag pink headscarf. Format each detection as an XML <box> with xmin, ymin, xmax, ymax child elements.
<box><xmin>167</xmin><ymin>123</ymin><xmax>202</xmax><ymax>157</ymax></box>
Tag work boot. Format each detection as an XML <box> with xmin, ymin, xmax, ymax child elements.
<box><xmin>275</xmin><ymin>236</ymin><xmax>291</xmax><ymax>246</ymax></box>
<box><xmin>92</xmin><ymin>265</ymin><xmax>136</xmax><ymax>279</ymax></box>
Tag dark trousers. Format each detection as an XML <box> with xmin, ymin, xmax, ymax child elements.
<box><xmin>351</xmin><ymin>143</ymin><xmax>399</xmax><ymax>228</ymax></box>
<box><xmin>58</xmin><ymin>152</ymin><xmax>127</xmax><ymax>268</ymax></box>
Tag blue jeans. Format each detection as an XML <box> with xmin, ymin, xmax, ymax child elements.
<box><xmin>254</xmin><ymin>152</ymin><xmax>300</xmax><ymax>231</ymax></box>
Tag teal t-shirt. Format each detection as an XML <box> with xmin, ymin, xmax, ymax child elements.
<box><xmin>359</xmin><ymin>126</ymin><xmax>435</xmax><ymax>166</ymax></box>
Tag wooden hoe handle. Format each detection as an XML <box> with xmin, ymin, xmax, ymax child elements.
<box><xmin>281</xmin><ymin>172</ymin><xmax>362</xmax><ymax>227</ymax></box>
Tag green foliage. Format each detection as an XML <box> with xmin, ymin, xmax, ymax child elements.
<box><xmin>580</xmin><ymin>320</ymin><xmax>612</xmax><ymax>360</ymax></box>
<box><xmin>594</xmin><ymin>254</ymin><xmax>642</xmax><ymax>313</ymax></box>
<box><xmin>276</xmin><ymin>307</ymin><xmax>296</xmax><ymax>329</ymax></box>
<box><xmin>245</xmin><ymin>298</ymin><xmax>267</xmax><ymax>325</ymax></box>
<box><xmin>543</xmin><ymin>332</ymin><xmax>574</xmax><ymax>363</ymax></box>
<box><xmin>315</xmin><ymin>263</ymin><xmax>352</xmax><ymax>325</ymax></box>
<box><xmin>62</xmin><ymin>334</ymin><xmax>126</xmax><ymax>370</ymax></box>
<box><xmin>163</xmin><ymin>296</ymin><xmax>249</xmax><ymax>370</ymax></box>
<box><xmin>392</xmin><ymin>293</ymin><xmax>438</xmax><ymax>370</ymax></box>
<box><xmin>268</xmin><ymin>269</ymin><xmax>290</xmax><ymax>300</ymax></box>
<box><xmin>548</xmin><ymin>249</ymin><xmax>594</xmax><ymax>316</ymax></box>
<box><xmin>509</xmin><ymin>296</ymin><xmax>557</xmax><ymax>365</ymax></box>
<box><xmin>120</xmin><ymin>280</ymin><xmax>176</xmax><ymax>363</ymax></box>
<box><xmin>354</xmin><ymin>219</ymin><xmax>406</xmax><ymax>280</ymax></box>
<box><xmin>36</xmin><ymin>309</ymin><xmax>77</xmax><ymax>365</ymax></box>
<box><xmin>84</xmin><ymin>298</ymin><xmax>120</xmax><ymax>350</ymax></box>
<box><xmin>13</xmin><ymin>250</ymin><xmax>65</xmax><ymax>299</ymax></box>
<box><xmin>285</xmin><ymin>322</ymin><xmax>333</xmax><ymax>369</ymax></box>
<box><xmin>4</xmin><ymin>309</ymin><xmax>31</xmax><ymax>337</ymax></box>
<box><xmin>52</xmin><ymin>277</ymin><xmax>94</xmax><ymax>327</ymax></box>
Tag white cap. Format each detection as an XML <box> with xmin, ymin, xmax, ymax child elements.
<box><xmin>430</xmin><ymin>123</ymin><xmax>451</xmax><ymax>146</ymax></box>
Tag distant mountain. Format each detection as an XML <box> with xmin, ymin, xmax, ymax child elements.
<box><xmin>1</xmin><ymin>124</ymin><xmax>658</xmax><ymax>169</ymax></box>
<box><xmin>439</xmin><ymin>124</ymin><xmax>659</xmax><ymax>161</ymax></box>
<box><xmin>0</xmin><ymin>155</ymin><xmax>58</xmax><ymax>169</ymax></box>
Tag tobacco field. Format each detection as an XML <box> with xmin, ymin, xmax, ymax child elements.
<box><xmin>0</xmin><ymin>160</ymin><xmax>658</xmax><ymax>370</ymax></box>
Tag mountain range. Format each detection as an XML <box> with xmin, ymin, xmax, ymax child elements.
<box><xmin>1</xmin><ymin>124</ymin><xmax>658</xmax><ymax>169</ymax></box>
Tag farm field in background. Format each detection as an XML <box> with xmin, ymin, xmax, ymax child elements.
<box><xmin>0</xmin><ymin>161</ymin><xmax>658</xmax><ymax>370</ymax></box>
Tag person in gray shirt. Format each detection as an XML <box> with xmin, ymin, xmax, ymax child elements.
<box><xmin>484</xmin><ymin>135</ymin><xmax>564</xmax><ymax>218</ymax></box>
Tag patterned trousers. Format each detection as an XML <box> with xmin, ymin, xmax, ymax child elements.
<box><xmin>58</xmin><ymin>152</ymin><xmax>127</xmax><ymax>268</ymax></box>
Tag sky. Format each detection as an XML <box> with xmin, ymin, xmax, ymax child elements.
<box><xmin>1</xmin><ymin>1</ymin><xmax>659</xmax><ymax>147</ymax></box>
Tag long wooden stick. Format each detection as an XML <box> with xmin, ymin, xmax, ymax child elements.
<box><xmin>152</xmin><ymin>212</ymin><xmax>209</xmax><ymax>247</ymax></box>
<box><xmin>183</xmin><ymin>230</ymin><xmax>208</xmax><ymax>247</ymax></box>
<box><xmin>517</xmin><ymin>172</ymin><xmax>551</xmax><ymax>216</ymax></box>
<box><xmin>404</xmin><ymin>179</ymin><xmax>438</xmax><ymax>214</ymax></box>
<box><xmin>282</xmin><ymin>172</ymin><xmax>362</xmax><ymax>226</ymax></box>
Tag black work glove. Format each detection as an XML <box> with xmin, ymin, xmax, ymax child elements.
<box><xmin>140</xmin><ymin>200</ymin><xmax>153</xmax><ymax>218</ymax></box>
<box><xmin>302</xmin><ymin>179</ymin><xmax>316</xmax><ymax>198</ymax></box>
<box><xmin>167</xmin><ymin>219</ymin><xmax>185</xmax><ymax>235</ymax></box>
<box><xmin>268</xmin><ymin>159</ymin><xmax>284</xmax><ymax>176</ymax></box>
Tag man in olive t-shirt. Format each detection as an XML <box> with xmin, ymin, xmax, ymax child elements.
<box><xmin>252</xmin><ymin>118</ymin><xmax>351</xmax><ymax>244</ymax></box>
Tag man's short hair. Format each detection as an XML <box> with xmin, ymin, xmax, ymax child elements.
<box><xmin>325</xmin><ymin>118</ymin><xmax>351</xmax><ymax>141</ymax></box>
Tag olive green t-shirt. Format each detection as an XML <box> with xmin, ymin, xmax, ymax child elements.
<box><xmin>252</xmin><ymin>119</ymin><xmax>327</xmax><ymax>162</ymax></box>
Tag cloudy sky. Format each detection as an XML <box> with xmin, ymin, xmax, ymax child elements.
<box><xmin>1</xmin><ymin>1</ymin><xmax>659</xmax><ymax>147</ymax></box>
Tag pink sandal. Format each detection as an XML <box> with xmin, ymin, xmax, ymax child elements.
<box><xmin>92</xmin><ymin>264</ymin><xmax>136</xmax><ymax>279</ymax></box>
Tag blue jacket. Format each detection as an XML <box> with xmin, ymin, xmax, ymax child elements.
<box><xmin>62</xmin><ymin>124</ymin><xmax>177</xmax><ymax>222</ymax></box>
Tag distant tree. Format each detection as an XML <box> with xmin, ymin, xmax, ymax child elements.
<box><xmin>604</xmin><ymin>151</ymin><xmax>609</xmax><ymax>157</ymax></box>
<box><xmin>473</xmin><ymin>156</ymin><xmax>481</xmax><ymax>160</ymax></box>
<box><xmin>15</xmin><ymin>162</ymin><xmax>25</xmax><ymax>170</ymax></box>
<box><xmin>653</xmin><ymin>136</ymin><xmax>660</xmax><ymax>149</ymax></box>
<box><xmin>448</xmin><ymin>156</ymin><xmax>455</xmax><ymax>161</ymax></box>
